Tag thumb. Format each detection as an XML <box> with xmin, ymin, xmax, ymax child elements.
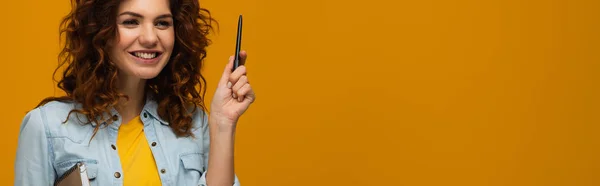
<box><xmin>218</xmin><ymin>56</ymin><xmax>235</xmax><ymax>86</ymax></box>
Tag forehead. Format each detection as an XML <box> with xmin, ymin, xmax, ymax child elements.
<box><xmin>118</xmin><ymin>0</ymin><xmax>171</xmax><ymax>14</ymax></box>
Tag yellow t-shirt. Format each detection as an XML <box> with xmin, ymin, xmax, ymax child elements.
<box><xmin>117</xmin><ymin>115</ymin><xmax>162</xmax><ymax>185</ymax></box>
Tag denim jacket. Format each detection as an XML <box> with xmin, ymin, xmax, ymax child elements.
<box><xmin>14</xmin><ymin>98</ymin><xmax>240</xmax><ymax>186</ymax></box>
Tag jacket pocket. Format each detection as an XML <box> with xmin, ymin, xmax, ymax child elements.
<box><xmin>55</xmin><ymin>159</ymin><xmax>99</xmax><ymax>180</ymax></box>
<box><xmin>180</xmin><ymin>153</ymin><xmax>205</xmax><ymax>173</ymax></box>
<box><xmin>177</xmin><ymin>152</ymin><xmax>206</xmax><ymax>185</ymax></box>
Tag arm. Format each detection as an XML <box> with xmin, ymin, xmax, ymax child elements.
<box><xmin>203</xmin><ymin>51</ymin><xmax>254</xmax><ymax>186</ymax></box>
<box><xmin>205</xmin><ymin>117</ymin><xmax>236</xmax><ymax>186</ymax></box>
<box><xmin>14</xmin><ymin>107</ymin><xmax>55</xmax><ymax>186</ymax></box>
<box><xmin>197</xmin><ymin>112</ymin><xmax>241</xmax><ymax>186</ymax></box>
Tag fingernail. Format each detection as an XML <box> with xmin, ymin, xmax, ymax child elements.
<box><xmin>227</xmin><ymin>82</ymin><xmax>232</xmax><ymax>88</ymax></box>
<box><xmin>238</xmin><ymin>97</ymin><xmax>242</xmax><ymax>102</ymax></box>
<box><xmin>232</xmin><ymin>93</ymin><xmax>237</xmax><ymax>98</ymax></box>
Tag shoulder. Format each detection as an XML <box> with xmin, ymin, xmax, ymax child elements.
<box><xmin>21</xmin><ymin>101</ymin><xmax>74</xmax><ymax>128</ymax></box>
<box><xmin>18</xmin><ymin>106</ymin><xmax>46</xmax><ymax>138</ymax></box>
<box><xmin>23</xmin><ymin>101</ymin><xmax>95</xmax><ymax>140</ymax></box>
<box><xmin>35</xmin><ymin>100</ymin><xmax>80</xmax><ymax>127</ymax></box>
<box><xmin>189</xmin><ymin>106</ymin><xmax>210</xmax><ymax>140</ymax></box>
<box><xmin>191</xmin><ymin>106</ymin><xmax>209</xmax><ymax>128</ymax></box>
<box><xmin>18</xmin><ymin>101</ymin><xmax>73</xmax><ymax>140</ymax></box>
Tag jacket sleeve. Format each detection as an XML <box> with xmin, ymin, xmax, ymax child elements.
<box><xmin>14</xmin><ymin>107</ymin><xmax>55</xmax><ymax>186</ymax></box>
<box><xmin>196</xmin><ymin>110</ymin><xmax>241</xmax><ymax>186</ymax></box>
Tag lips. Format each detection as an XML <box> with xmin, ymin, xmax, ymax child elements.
<box><xmin>128</xmin><ymin>50</ymin><xmax>164</xmax><ymax>64</ymax></box>
<box><xmin>129</xmin><ymin>51</ymin><xmax>163</xmax><ymax>59</ymax></box>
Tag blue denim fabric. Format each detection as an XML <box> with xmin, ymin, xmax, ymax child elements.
<box><xmin>14</xmin><ymin>98</ymin><xmax>240</xmax><ymax>186</ymax></box>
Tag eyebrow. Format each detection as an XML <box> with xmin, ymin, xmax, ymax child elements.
<box><xmin>118</xmin><ymin>11</ymin><xmax>172</xmax><ymax>19</ymax></box>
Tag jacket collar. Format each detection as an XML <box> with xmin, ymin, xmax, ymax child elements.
<box><xmin>90</xmin><ymin>95</ymin><xmax>169</xmax><ymax>127</ymax></box>
<box><xmin>141</xmin><ymin>95</ymin><xmax>169</xmax><ymax>125</ymax></box>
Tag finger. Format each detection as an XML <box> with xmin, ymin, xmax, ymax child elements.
<box><xmin>239</xmin><ymin>50</ymin><xmax>248</xmax><ymax>66</ymax></box>
<box><xmin>218</xmin><ymin>56</ymin><xmax>235</xmax><ymax>86</ymax></box>
<box><xmin>236</xmin><ymin>83</ymin><xmax>253</xmax><ymax>102</ymax></box>
<box><xmin>244</xmin><ymin>89</ymin><xmax>255</xmax><ymax>103</ymax></box>
<box><xmin>232</xmin><ymin>75</ymin><xmax>248</xmax><ymax>98</ymax></box>
<box><xmin>229</xmin><ymin>65</ymin><xmax>247</xmax><ymax>86</ymax></box>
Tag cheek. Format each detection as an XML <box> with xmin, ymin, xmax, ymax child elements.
<box><xmin>109</xmin><ymin>29</ymin><xmax>137</xmax><ymax>69</ymax></box>
<box><xmin>116</xmin><ymin>29</ymin><xmax>138</xmax><ymax>49</ymax></box>
<box><xmin>159</xmin><ymin>29</ymin><xmax>175</xmax><ymax>51</ymax></box>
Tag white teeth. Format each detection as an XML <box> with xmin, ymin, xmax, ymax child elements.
<box><xmin>134</xmin><ymin>52</ymin><xmax>157</xmax><ymax>59</ymax></box>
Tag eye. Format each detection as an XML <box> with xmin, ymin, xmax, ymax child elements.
<box><xmin>155</xmin><ymin>21</ymin><xmax>172</xmax><ymax>29</ymax></box>
<box><xmin>122</xmin><ymin>19</ymin><xmax>139</xmax><ymax>26</ymax></box>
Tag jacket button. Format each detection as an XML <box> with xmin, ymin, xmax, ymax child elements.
<box><xmin>143</xmin><ymin>112</ymin><xmax>148</xmax><ymax>118</ymax></box>
<box><xmin>112</xmin><ymin>115</ymin><xmax>118</xmax><ymax>121</ymax></box>
<box><xmin>114</xmin><ymin>172</ymin><xmax>121</xmax><ymax>178</ymax></box>
<box><xmin>151</xmin><ymin>142</ymin><xmax>157</xmax><ymax>147</ymax></box>
<box><xmin>111</xmin><ymin>144</ymin><xmax>116</xmax><ymax>150</ymax></box>
<box><xmin>160</xmin><ymin>169</ymin><xmax>166</xmax><ymax>174</ymax></box>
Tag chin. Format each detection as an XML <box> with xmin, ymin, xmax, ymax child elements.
<box><xmin>139</xmin><ymin>74</ymin><xmax>160</xmax><ymax>80</ymax></box>
<box><xmin>134</xmin><ymin>69</ymin><xmax>164</xmax><ymax>80</ymax></box>
<box><xmin>131</xmin><ymin>60</ymin><xmax>169</xmax><ymax>80</ymax></box>
<box><xmin>138</xmin><ymin>73</ymin><xmax>161</xmax><ymax>80</ymax></box>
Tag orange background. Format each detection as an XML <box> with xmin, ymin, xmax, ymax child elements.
<box><xmin>1</xmin><ymin>0</ymin><xmax>599</xmax><ymax>185</ymax></box>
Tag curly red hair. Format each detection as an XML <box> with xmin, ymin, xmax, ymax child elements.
<box><xmin>38</xmin><ymin>0</ymin><xmax>216</xmax><ymax>137</ymax></box>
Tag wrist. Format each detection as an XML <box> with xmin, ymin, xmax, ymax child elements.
<box><xmin>209</xmin><ymin>114</ymin><xmax>237</xmax><ymax>133</ymax></box>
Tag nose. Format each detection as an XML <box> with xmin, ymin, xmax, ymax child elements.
<box><xmin>139</xmin><ymin>24</ymin><xmax>158</xmax><ymax>48</ymax></box>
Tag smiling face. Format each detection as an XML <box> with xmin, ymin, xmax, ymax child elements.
<box><xmin>109</xmin><ymin>0</ymin><xmax>174</xmax><ymax>80</ymax></box>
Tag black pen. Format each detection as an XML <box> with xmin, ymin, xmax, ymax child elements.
<box><xmin>233</xmin><ymin>15</ymin><xmax>243</xmax><ymax>71</ymax></box>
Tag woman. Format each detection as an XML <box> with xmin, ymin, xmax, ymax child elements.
<box><xmin>14</xmin><ymin>0</ymin><xmax>254</xmax><ymax>185</ymax></box>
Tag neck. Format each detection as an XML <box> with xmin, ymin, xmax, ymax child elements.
<box><xmin>116</xmin><ymin>73</ymin><xmax>146</xmax><ymax>124</ymax></box>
